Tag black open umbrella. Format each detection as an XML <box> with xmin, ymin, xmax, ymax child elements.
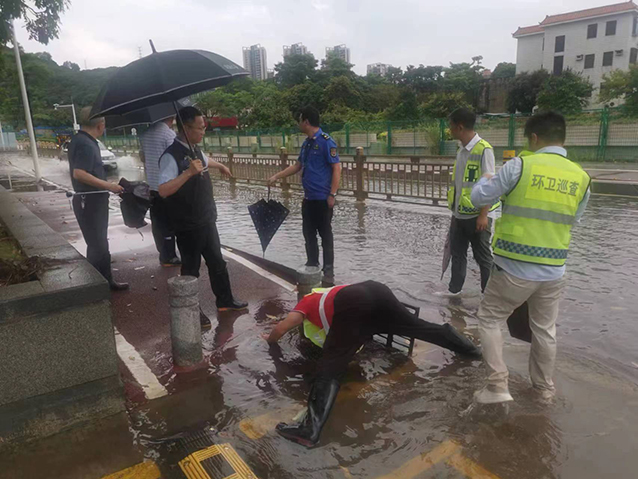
<box><xmin>248</xmin><ymin>188</ymin><xmax>289</xmax><ymax>256</ymax></box>
<box><xmin>105</xmin><ymin>98</ymin><xmax>193</xmax><ymax>130</ymax></box>
<box><xmin>90</xmin><ymin>43</ymin><xmax>248</xmax><ymax>119</ymax></box>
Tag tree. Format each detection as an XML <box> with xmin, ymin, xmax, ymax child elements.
<box><xmin>1</xmin><ymin>0</ymin><xmax>70</xmax><ymax>46</ymax></box>
<box><xmin>285</xmin><ymin>81</ymin><xmax>326</xmax><ymax>116</ymax></box>
<box><xmin>536</xmin><ymin>70</ymin><xmax>593</xmax><ymax>114</ymax></box>
<box><xmin>274</xmin><ymin>53</ymin><xmax>317</xmax><ymax>88</ymax></box>
<box><xmin>384</xmin><ymin>66</ymin><xmax>403</xmax><ymax>85</ymax></box>
<box><xmin>387</xmin><ymin>88</ymin><xmax>420</xmax><ymax>121</ymax></box>
<box><xmin>318</xmin><ymin>56</ymin><xmax>355</xmax><ymax>83</ymax></box>
<box><xmin>441</xmin><ymin>60</ymin><xmax>484</xmax><ymax>107</ymax></box>
<box><xmin>402</xmin><ymin>64</ymin><xmax>444</xmax><ymax>94</ymax></box>
<box><xmin>506</xmin><ymin>70</ymin><xmax>550</xmax><ymax>113</ymax></box>
<box><xmin>599</xmin><ymin>66</ymin><xmax>638</xmax><ymax>115</ymax></box>
<box><xmin>324</xmin><ymin>75</ymin><xmax>363</xmax><ymax>110</ymax></box>
<box><xmin>62</xmin><ymin>60</ymin><xmax>79</xmax><ymax>72</ymax></box>
<box><xmin>420</xmin><ymin>91</ymin><xmax>470</xmax><ymax>118</ymax></box>
<box><xmin>492</xmin><ymin>62</ymin><xmax>516</xmax><ymax>79</ymax></box>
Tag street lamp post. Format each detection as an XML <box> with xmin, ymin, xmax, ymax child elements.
<box><xmin>11</xmin><ymin>20</ymin><xmax>41</xmax><ymax>181</ymax></box>
<box><xmin>54</xmin><ymin>103</ymin><xmax>79</xmax><ymax>132</ymax></box>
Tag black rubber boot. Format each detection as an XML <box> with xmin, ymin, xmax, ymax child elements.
<box><xmin>443</xmin><ymin>323</ymin><xmax>482</xmax><ymax>357</ymax></box>
<box><xmin>211</xmin><ymin>267</ymin><xmax>248</xmax><ymax>311</ymax></box>
<box><xmin>276</xmin><ymin>378</ymin><xmax>340</xmax><ymax>448</ymax></box>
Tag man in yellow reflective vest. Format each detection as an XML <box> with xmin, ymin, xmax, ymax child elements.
<box><xmin>470</xmin><ymin>112</ymin><xmax>591</xmax><ymax>404</ymax></box>
<box><xmin>264</xmin><ymin>281</ymin><xmax>481</xmax><ymax>447</ymax></box>
<box><xmin>440</xmin><ymin>108</ymin><xmax>499</xmax><ymax>297</ymax></box>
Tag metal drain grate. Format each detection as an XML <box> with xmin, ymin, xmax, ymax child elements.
<box><xmin>179</xmin><ymin>444</ymin><xmax>258</xmax><ymax>479</ymax></box>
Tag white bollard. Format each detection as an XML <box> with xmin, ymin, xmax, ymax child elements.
<box><xmin>168</xmin><ymin>276</ymin><xmax>204</xmax><ymax>372</ymax></box>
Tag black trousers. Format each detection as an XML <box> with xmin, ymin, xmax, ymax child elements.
<box><xmin>302</xmin><ymin>199</ymin><xmax>334</xmax><ymax>272</ymax></box>
<box><xmin>317</xmin><ymin>281</ymin><xmax>468</xmax><ymax>380</ymax></box>
<box><xmin>176</xmin><ymin>220</ymin><xmax>234</xmax><ymax>307</ymax></box>
<box><xmin>150</xmin><ymin>192</ymin><xmax>177</xmax><ymax>262</ymax></box>
<box><xmin>72</xmin><ymin>193</ymin><xmax>112</xmax><ymax>282</ymax></box>
<box><xmin>449</xmin><ymin>216</ymin><xmax>493</xmax><ymax>294</ymax></box>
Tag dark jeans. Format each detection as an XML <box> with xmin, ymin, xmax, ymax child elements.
<box><xmin>72</xmin><ymin>193</ymin><xmax>112</xmax><ymax>282</ymax></box>
<box><xmin>176</xmin><ymin>220</ymin><xmax>234</xmax><ymax>307</ymax></box>
<box><xmin>317</xmin><ymin>281</ymin><xmax>468</xmax><ymax>380</ymax></box>
<box><xmin>449</xmin><ymin>216</ymin><xmax>493</xmax><ymax>294</ymax></box>
<box><xmin>302</xmin><ymin>199</ymin><xmax>334</xmax><ymax>272</ymax></box>
<box><xmin>150</xmin><ymin>192</ymin><xmax>177</xmax><ymax>262</ymax></box>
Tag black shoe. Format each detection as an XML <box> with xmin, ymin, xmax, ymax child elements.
<box><xmin>161</xmin><ymin>257</ymin><xmax>182</xmax><ymax>267</ymax></box>
<box><xmin>200</xmin><ymin>310</ymin><xmax>212</xmax><ymax>330</ymax></box>
<box><xmin>443</xmin><ymin>323</ymin><xmax>481</xmax><ymax>358</ymax></box>
<box><xmin>276</xmin><ymin>378</ymin><xmax>340</xmax><ymax>448</ymax></box>
<box><xmin>109</xmin><ymin>281</ymin><xmax>130</xmax><ymax>292</ymax></box>
<box><xmin>216</xmin><ymin>299</ymin><xmax>248</xmax><ymax>312</ymax></box>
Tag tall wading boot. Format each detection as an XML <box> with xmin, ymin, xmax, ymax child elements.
<box><xmin>211</xmin><ymin>267</ymin><xmax>248</xmax><ymax>311</ymax></box>
<box><xmin>276</xmin><ymin>377</ymin><xmax>340</xmax><ymax>448</ymax></box>
<box><xmin>442</xmin><ymin>324</ymin><xmax>482</xmax><ymax>358</ymax></box>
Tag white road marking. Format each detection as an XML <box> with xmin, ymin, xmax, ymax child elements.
<box><xmin>222</xmin><ymin>249</ymin><xmax>296</xmax><ymax>292</ymax></box>
<box><xmin>114</xmin><ymin>327</ymin><xmax>168</xmax><ymax>400</ymax></box>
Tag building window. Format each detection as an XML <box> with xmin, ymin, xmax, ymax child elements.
<box><xmin>555</xmin><ymin>35</ymin><xmax>565</xmax><ymax>53</ymax></box>
<box><xmin>584</xmin><ymin>54</ymin><xmax>596</xmax><ymax>69</ymax></box>
<box><xmin>587</xmin><ymin>24</ymin><xmax>598</xmax><ymax>39</ymax></box>
<box><xmin>634</xmin><ymin>16</ymin><xmax>638</xmax><ymax>36</ymax></box>
<box><xmin>631</xmin><ymin>48</ymin><xmax>638</xmax><ymax>64</ymax></box>
<box><xmin>606</xmin><ymin>20</ymin><xmax>617</xmax><ymax>36</ymax></box>
<box><xmin>603</xmin><ymin>51</ymin><xmax>614</xmax><ymax>67</ymax></box>
<box><xmin>553</xmin><ymin>56</ymin><xmax>564</xmax><ymax>75</ymax></box>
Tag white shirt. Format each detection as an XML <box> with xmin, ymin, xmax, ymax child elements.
<box><xmin>158</xmin><ymin>139</ymin><xmax>208</xmax><ymax>186</ymax></box>
<box><xmin>140</xmin><ymin>121</ymin><xmax>176</xmax><ymax>191</ymax></box>
<box><xmin>452</xmin><ymin>134</ymin><xmax>496</xmax><ymax>219</ymax></box>
<box><xmin>471</xmin><ymin>146</ymin><xmax>590</xmax><ymax>281</ymax></box>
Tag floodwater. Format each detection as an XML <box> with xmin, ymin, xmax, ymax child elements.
<box><xmin>3</xmin><ymin>152</ymin><xmax>638</xmax><ymax>478</ymax></box>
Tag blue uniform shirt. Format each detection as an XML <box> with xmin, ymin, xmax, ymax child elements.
<box><xmin>297</xmin><ymin>128</ymin><xmax>340</xmax><ymax>200</ymax></box>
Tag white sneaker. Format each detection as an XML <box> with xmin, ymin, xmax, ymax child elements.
<box><xmin>474</xmin><ymin>385</ymin><xmax>514</xmax><ymax>404</ymax></box>
<box><xmin>434</xmin><ymin>290</ymin><xmax>461</xmax><ymax>297</ymax></box>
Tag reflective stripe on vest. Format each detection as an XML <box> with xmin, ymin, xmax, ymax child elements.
<box><xmin>448</xmin><ymin>139</ymin><xmax>500</xmax><ymax>215</ymax></box>
<box><xmin>302</xmin><ymin>287</ymin><xmax>334</xmax><ymax>348</ymax></box>
<box><xmin>492</xmin><ymin>153</ymin><xmax>590</xmax><ymax>266</ymax></box>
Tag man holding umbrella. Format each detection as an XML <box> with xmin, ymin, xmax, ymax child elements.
<box><xmin>158</xmin><ymin>107</ymin><xmax>248</xmax><ymax>326</ymax></box>
<box><xmin>68</xmin><ymin>107</ymin><xmax>128</xmax><ymax>291</ymax></box>
<box><xmin>268</xmin><ymin>106</ymin><xmax>341</xmax><ymax>285</ymax></box>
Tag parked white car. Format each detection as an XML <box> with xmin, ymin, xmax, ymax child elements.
<box><xmin>59</xmin><ymin>139</ymin><xmax>118</xmax><ymax>171</ymax></box>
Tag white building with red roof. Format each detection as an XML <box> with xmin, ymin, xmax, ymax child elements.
<box><xmin>513</xmin><ymin>1</ymin><xmax>638</xmax><ymax>106</ymax></box>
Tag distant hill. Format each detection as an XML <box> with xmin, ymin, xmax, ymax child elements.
<box><xmin>0</xmin><ymin>48</ymin><xmax>119</xmax><ymax>129</ymax></box>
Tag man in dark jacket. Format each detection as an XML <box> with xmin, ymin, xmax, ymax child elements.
<box><xmin>158</xmin><ymin>107</ymin><xmax>247</xmax><ymax>328</ymax></box>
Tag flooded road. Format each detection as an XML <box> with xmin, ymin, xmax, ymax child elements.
<box><xmin>2</xmin><ymin>152</ymin><xmax>638</xmax><ymax>479</ymax></box>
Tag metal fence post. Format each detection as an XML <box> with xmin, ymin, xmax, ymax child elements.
<box><xmin>282</xmin><ymin>129</ymin><xmax>287</xmax><ymax>149</ymax></box>
<box><xmin>597</xmin><ymin>107</ymin><xmax>610</xmax><ymax>162</ymax></box>
<box><xmin>355</xmin><ymin>146</ymin><xmax>368</xmax><ymax>202</ymax></box>
<box><xmin>345</xmin><ymin>123</ymin><xmax>350</xmax><ymax>155</ymax></box>
<box><xmin>439</xmin><ymin>118</ymin><xmax>446</xmax><ymax>155</ymax></box>
<box><xmin>227</xmin><ymin>146</ymin><xmax>236</xmax><ymax>184</ymax></box>
<box><xmin>387</xmin><ymin>122</ymin><xmax>393</xmax><ymax>155</ymax></box>
<box><xmin>279</xmin><ymin>147</ymin><xmax>290</xmax><ymax>192</ymax></box>
<box><xmin>508</xmin><ymin>114</ymin><xmax>516</xmax><ymax>150</ymax></box>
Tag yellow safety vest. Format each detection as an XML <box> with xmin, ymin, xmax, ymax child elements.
<box><xmin>302</xmin><ymin>287</ymin><xmax>334</xmax><ymax>348</ymax></box>
<box><xmin>448</xmin><ymin>139</ymin><xmax>500</xmax><ymax>215</ymax></box>
<box><xmin>493</xmin><ymin>153</ymin><xmax>590</xmax><ymax>266</ymax></box>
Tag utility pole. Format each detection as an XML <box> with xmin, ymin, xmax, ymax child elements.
<box><xmin>11</xmin><ymin>20</ymin><xmax>40</xmax><ymax>181</ymax></box>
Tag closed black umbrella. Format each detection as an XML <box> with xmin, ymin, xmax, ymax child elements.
<box><xmin>90</xmin><ymin>45</ymin><xmax>248</xmax><ymax>119</ymax></box>
<box><xmin>118</xmin><ymin>178</ymin><xmax>151</xmax><ymax>229</ymax></box>
<box><xmin>248</xmin><ymin>188</ymin><xmax>289</xmax><ymax>256</ymax></box>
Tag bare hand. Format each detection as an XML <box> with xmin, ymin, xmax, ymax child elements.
<box><xmin>109</xmin><ymin>183</ymin><xmax>124</xmax><ymax>194</ymax></box>
<box><xmin>188</xmin><ymin>159</ymin><xmax>204</xmax><ymax>176</ymax></box>
<box><xmin>261</xmin><ymin>332</ymin><xmax>272</xmax><ymax>342</ymax></box>
<box><xmin>219</xmin><ymin>164</ymin><xmax>233</xmax><ymax>177</ymax></box>
<box><xmin>267</xmin><ymin>176</ymin><xmax>277</xmax><ymax>186</ymax></box>
<box><xmin>476</xmin><ymin>215</ymin><xmax>489</xmax><ymax>232</ymax></box>
<box><xmin>327</xmin><ymin>195</ymin><xmax>336</xmax><ymax>209</ymax></box>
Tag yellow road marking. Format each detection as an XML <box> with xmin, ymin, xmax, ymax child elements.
<box><xmin>376</xmin><ymin>440</ymin><xmax>461</xmax><ymax>479</ymax></box>
<box><xmin>101</xmin><ymin>461</ymin><xmax>161</xmax><ymax>479</ymax></box>
<box><xmin>179</xmin><ymin>443</ymin><xmax>257</xmax><ymax>479</ymax></box>
<box><xmin>446</xmin><ymin>452</ymin><xmax>501</xmax><ymax>479</ymax></box>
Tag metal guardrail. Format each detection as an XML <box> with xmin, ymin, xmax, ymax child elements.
<box><xmin>209</xmin><ymin>147</ymin><xmax>452</xmax><ymax>204</ymax></box>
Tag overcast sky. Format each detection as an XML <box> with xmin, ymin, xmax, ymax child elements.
<box><xmin>14</xmin><ymin>0</ymin><xmax>616</xmax><ymax>75</ymax></box>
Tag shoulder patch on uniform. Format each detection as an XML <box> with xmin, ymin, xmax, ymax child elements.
<box><xmin>330</xmin><ymin>147</ymin><xmax>337</xmax><ymax>158</ymax></box>
<box><xmin>321</xmin><ymin>133</ymin><xmax>330</xmax><ymax>140</ymax></box>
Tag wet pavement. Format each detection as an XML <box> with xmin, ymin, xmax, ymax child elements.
<box><xmin>1</xmin><ymin>152</ymin><xmax>638</xmax><ymax>479</ymax></box>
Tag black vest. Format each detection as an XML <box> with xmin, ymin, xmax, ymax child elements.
<box><xmin>161</xmin><ymin>140</ymin><xmax>216</xmax><ymax>232</ymax></box>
